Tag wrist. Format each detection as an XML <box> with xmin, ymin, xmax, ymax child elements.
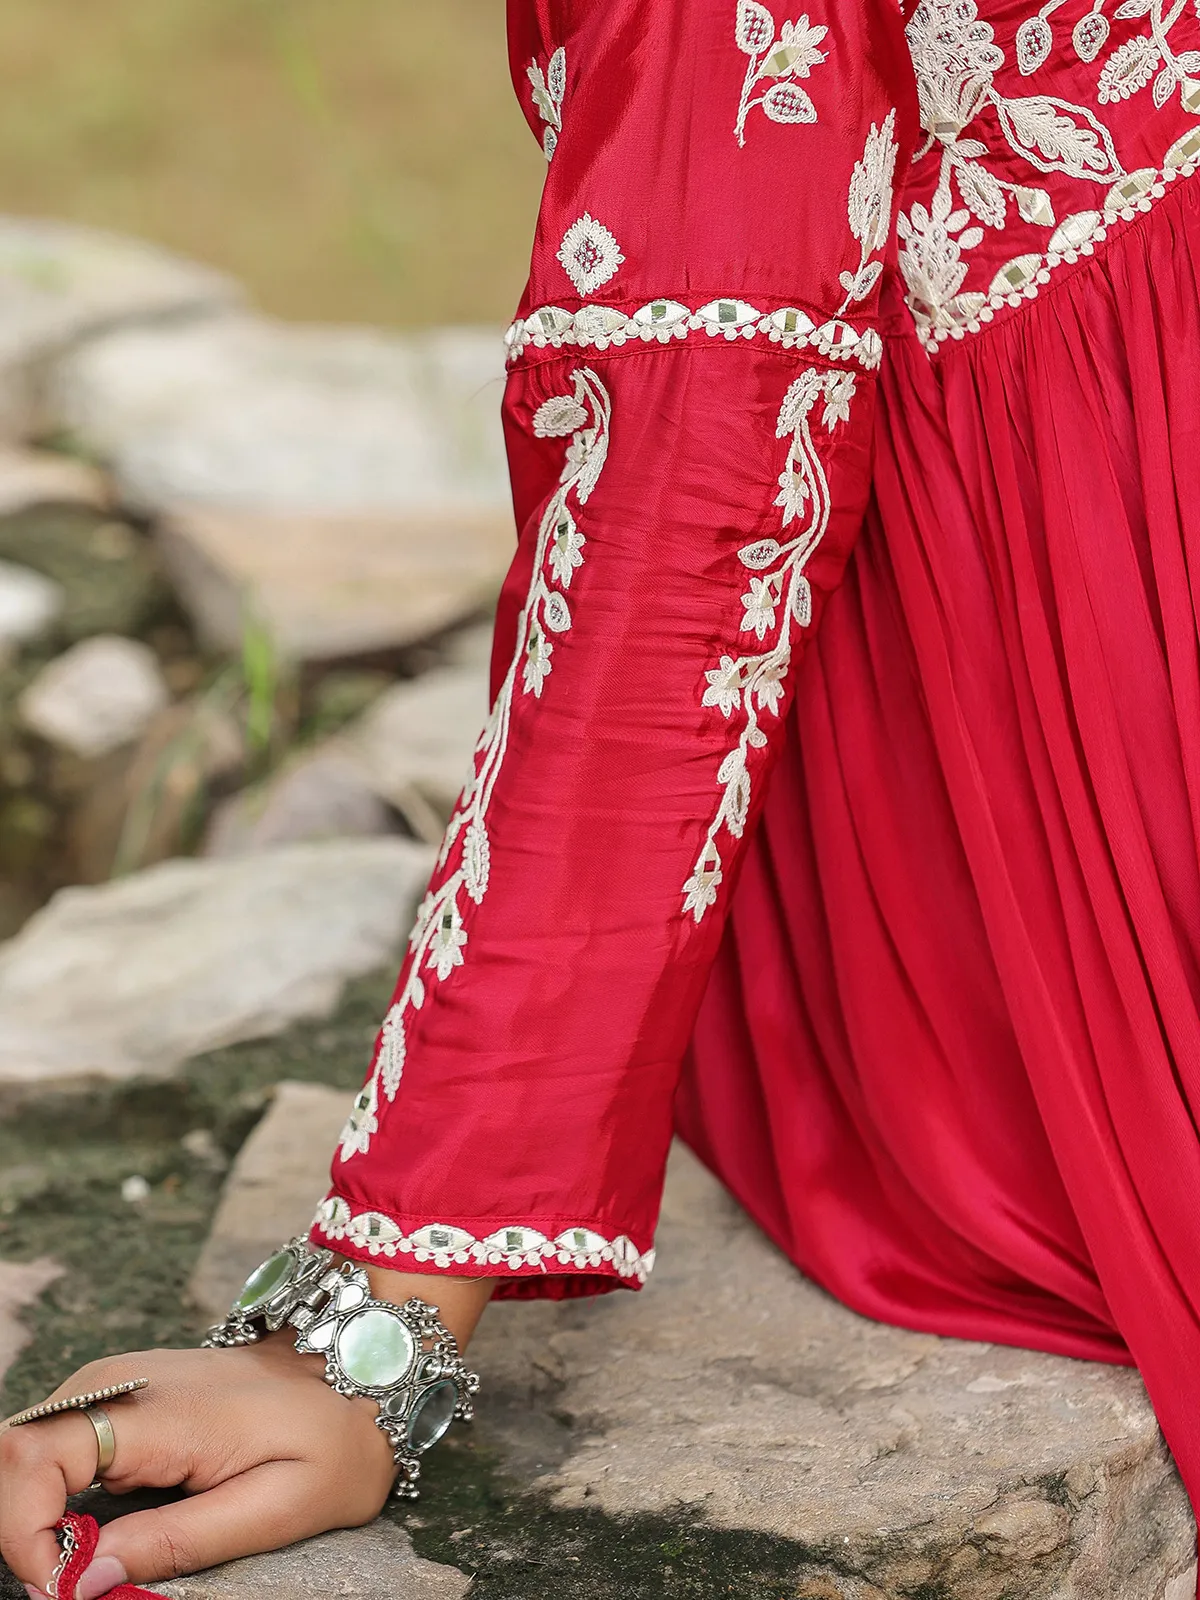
<box><xmin>347</xmin><ymin>1261</ymin><xmax>497</xmax><ymax>1349</ymax></box>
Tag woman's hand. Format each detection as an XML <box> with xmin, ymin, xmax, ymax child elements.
<box><xmin>0</xmin><ymin>1268</ymin><xmax>494</xmax><ymax>1599</ymax></box>
<box><xmin>0</xmin><ymin>1335</ymin><xmax>397</xmax><ymax>1599</ymax></box>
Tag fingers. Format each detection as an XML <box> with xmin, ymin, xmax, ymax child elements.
<box><xmin>94</xmin><ymin>1460</ymin><xmax>323</xmax><ymax>1586</ymax></box>
<box><xmin>0</xmin><ymin>1412</ymin><xmax>99</xmax><ymax>1593</ymax></box>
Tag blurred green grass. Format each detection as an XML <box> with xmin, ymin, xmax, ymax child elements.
<box><xmin>0</xmin><ymin>0</ymin><xmax>545</xmax><ymax>327</ymax></box>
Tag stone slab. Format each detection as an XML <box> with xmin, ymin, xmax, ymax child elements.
<box><xmin>203</xmin><ymin>749</ymin><xmax>394</xmax><ymax>859</ymax></box>
<box><xmin>155</xmin><ymin>1522</ymin><xmax>469</xmax><ymax>1600</ymax></box>
<box><xmin>51</xmin><ymin>314</ymin><xmax>509</xmax><ymax>516</ymax></box>
<box><xmin>0</xmin><ymin>447</ymin><xmax>111</xmax><ymax>517</ymax></box>
<box><xmin>0</xmin><ymin>838</ymin><xmax>432</xmax><ymax>1093</ymax></box>
<box><xmin>0</xmin><ymin>217</ymin><xmax>240</xmax><ymax>441</ymax></box>
<box><xmin>0</xmin><ymin>560</ymin><xmax>62</xmax><ymax>660</ymax></box>
<box><xmin>441</xmin><ymin>617</ymin><xmax>496</xmax><ymax>674</ymax></box>
<box><xmin>19</xmin><ymin>635</ymin><xmax>170</xmax><ymax>757</ymax></box>
<box><xmin>0</xmin><ymin>1258</ymin><xmax>61</xmax><ymax>1387</ymax></box>
<box><xmin>156</xmin><ymin>505</ymin><xmax>513</xmax><ymax>662</ymax></box>
<box><xmin>472</xmin><ymin>1145</ymin><xmax>1197</xmax><ymax>1598</ymax></box>
<box><xmin>341</xmin><ymin>666</ymin><xmax>489</xmax><ymax>827</ymax></box>
<box><xmin>189</xmin><ymin>1082</ymin><xmax>351</xmax><ymax>1322</ymax></box>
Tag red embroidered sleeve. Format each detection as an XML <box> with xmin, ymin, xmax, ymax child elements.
<box><xmin>310</xmin><ymin>0</ymin><xmax>917</xmax><ymax>1297</ymax></box>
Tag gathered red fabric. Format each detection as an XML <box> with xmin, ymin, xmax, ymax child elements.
<box><xmin>310</xmin><ymin>0</ymin><xmax>1200</xmax><ymax>1566</ymax></box>
<box><xmin>50</xmin><ymin>1516</ymin><xmax>164</xmax><ymax>1600</ymax></box>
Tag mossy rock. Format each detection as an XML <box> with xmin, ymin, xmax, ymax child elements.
<box><xmin>0</xmin><ymin>504</ymin><xmax>167</xmax><ymax>642</ymax></box>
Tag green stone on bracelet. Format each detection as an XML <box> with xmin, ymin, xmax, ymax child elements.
<box><xmin>336</xmin><ymin>1307</ymin><xmax>416</xmax><ymax>1388</ymax></box>
<box><xmin>408</xmin><ymin>1379</ymin><xmax>458</xmax><ymax>1450</ymax></box>
<box><xmin>235</xmin><ymin>1248</ymin><xmax>297</xmax><ymax>1312</ymax></box>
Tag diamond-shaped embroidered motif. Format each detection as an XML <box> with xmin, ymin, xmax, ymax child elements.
<box><xmin>557</xmin><ymin>214</ymin><xmax>625</xmax><ymax>296</ymax></box>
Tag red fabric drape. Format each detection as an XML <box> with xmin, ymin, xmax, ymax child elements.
<box><xmin>683</xmin><ymin>169</ymin><xmax>1200</xmax><ymax>1517</ymax></box>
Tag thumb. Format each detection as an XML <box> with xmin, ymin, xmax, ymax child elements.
<box><xmin>92</xmin><ymin>1461</ymin><xmax>318</xmax><ymax>1589</ymax></box>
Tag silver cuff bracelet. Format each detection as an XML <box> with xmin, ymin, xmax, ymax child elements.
<box><xmin>203</xmin><ymin>1236</ymin><xmax>480</xmax><ymax>1496</ymax></box>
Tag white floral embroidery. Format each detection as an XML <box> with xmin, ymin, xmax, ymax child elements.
<box><xmin>838</xmin><ymin>109</ymin><xmax>900</xmax><ymax>312</ymax></box>
<box><xmin>337</xmin><ymin>369</ymin><xmax>611</xmax><ymax>1162</ymax></box>
<box><xmin>1091</xmin><ymin>0</ymin><xmax>1200</xmax><ymax>110</ymax></box>
<box><xmin>683</xmin><ymin>367</ymin><xmax>853</xmax><ymax>922</ymax></box>
<box><xmin>897</xmin><ymin>189</ymin><xmax>986</xmax><ymax>322</ymax></box>
<box><xmin>527</xmin><ymin>47</ymin><xmax>566</xmax><ymax>160</ymax></box>
<box><xmin>901</xmin><ymin>0</ymin><xmax>1200</xmax><ymax>345</ymax></box>
<box><xmin>557</xmin><ymin>214</ymin><xmax>625</xmax><ymax>297</ymax></box>
<box><xmin>734</xmin><ymin>0</ymin><xmax>829</xmax><ymax>146</ymax></box>
<box><xmin>313</xmin><ymin>1196</ymin><xmax>656</xmax><ymax>1281</ymax></box>
<box><xmin>507</xmin><ymin>297</ymin><xmax>883</xmax><ymax>369</ymax></box>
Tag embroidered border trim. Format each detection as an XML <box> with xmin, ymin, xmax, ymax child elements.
<box><xmin>505</xmin><ymin>298</ymin><xmax>883</xmax><ymax>370</ymax></box>
<box><xmin>914</xmin><ymin>126</ymin><xmax>1200</xmax><ymax>349</ymax></box>
<box><xmin>312</xmin><ymin>1196</ymin><xmax>656</xmax><ymax>1282</ymax></box>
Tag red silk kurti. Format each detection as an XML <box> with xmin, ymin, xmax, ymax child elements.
<box><xmin>313</xmin><ymin>0</ymin><xmax>1200</xmax><ymax>1543</ymax></box>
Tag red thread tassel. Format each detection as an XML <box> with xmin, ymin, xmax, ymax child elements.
<box><xmin>51</xmin><ymin>1514</ymin><xmax>167</xmax><ymax>1600</ymax></box>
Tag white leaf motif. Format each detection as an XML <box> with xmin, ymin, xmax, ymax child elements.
<box><xmin>717</xmin><ymin>748</ymin><xmax>747</xmax><ymax>786</ymax></box>
<box><xmin>1073</xmin><ymin>10</ymin><xmax>1109</xmax><ymax>62</ymax></box>
<box><xmin>542</xmin><ymin>592</ymin><xmax>572</xmax><ymax>633</ymax></box>
<box><xmin>739</xmin><ymin>538</ymin><xmax>783</xmax><ymax>569</ymax></box>
<box><xmin>1153</xmin><ymin>64</ymin><xmax>1178</xmax><ymax>109</ymax></box>
<box><xmin>956</xmin><ymin>159</ymin><xmax>1006</xmax><ymax>227</ymax></box>
<box><xmin>843</xmin><ymin>259</ymin><xmax>884</xmax><ymax>301</ymax></box>
<box><xmin>994</xmin><ymin>94</ymin><xmax>1123</xmax><ymax>179</ymax></box>
<box><xmin>736</xmin><ymin>0</ymin><xmax>776</xmax><ymax>54</ymax></box>
<box><xmin>534</xmin><ymin>394</ymin><xmax>588</xmax><ymax>437</ymax></box>
<box><xmin>1015</xmin><ymin>16</ymin><xmax>1053</xmax><ymax>74</ymax></box>
<box><xmin>547</xmin><ymin>47</ymin><xmax>566</xmax><ymax>102</ymax></box>
<box><xmin>1097</xmin><ymin>36</ymin><xmax>1160</xmax><ymax>103</ymax></box>
<box><xmin>761</xmin><ymin>81</ymin><xmax>817</xmax><ymax>123</ymax></box>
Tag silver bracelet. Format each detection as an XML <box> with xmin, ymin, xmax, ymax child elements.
<box><xmin>203</xmin><ymin>1237</ymin><xmax>480</xmax><ymax>1497</ymax></box>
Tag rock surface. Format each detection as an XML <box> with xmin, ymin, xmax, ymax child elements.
<box><xmin>342</xmin><ymin>666</ymin><xmax>488</xmax><ymax>829</ymax></box>
<box><xmin>156</xmin><ymin>504</ymin><xmax>513</xmax><ymax>662</ymax></box>
<box><xmin>441</xmin><ymin>616</ymin><xmax>496</xmax><ymax>674</ymax></box>
<box><xmin>0</xmin><ymin>560</ymin><xmax>63</xmax><ymax>659</ymax></box>
<box><xmin>0</xmin><ymin>1259</ymin><xmax>61</xmax><ymax>1386</ymax></box>
<box><xmin>0</xmin><ymin>838</ymin><xmax>431</xmax><ymax>1093</ymax></box>
<box><xmin>474</xmin><ymin>1146</ymin><xmax>1196</xmax><ymax>1599</ymax></box>
<box><xmin>0</xmin><ymin>217</ymin><xmax>239</xmax><ymax>440</ymax></box>
<box><xmin>187</xmin><ymin>1093</ymin><xmax>1196</xmax><ymax>1598</ymax></box>
<box><xmin>0</xmin><ymin>505</ymin><xmax>162</xmax><ymax>642</ymax></box>
<box><xmin>0</xmin><ymin>446</ymin><xmax>110</xmax><ymax>517</ymax></box>
<box><xmin>156</xmin><ymin>1522</ymin><xmax>469</xmax><ymax>1600</ymax></box>
<box><xmin>189</xmin><ymin>1081</ymin><xmax>351</xmax><ymax>1321</ymax></box>
<box><xmin>18</xmin><ymin>635</ymin><xmax>169</xmax><ymax>757</ymax></box>
<box><xmin>204</xmin><ymin>748</ymin><xmax>394</xmax><ymax>858</ymax></box>
<box><xmin>52</xmin><ymin>314</ymin><xmax>509</xmax><ymax>515</ymax></box>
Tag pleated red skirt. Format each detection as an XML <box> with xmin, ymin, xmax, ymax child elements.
<box><xmin>680</xmin><ymin>169</ymin><xmax>1200</xmax><ymax>1515</ymax></box>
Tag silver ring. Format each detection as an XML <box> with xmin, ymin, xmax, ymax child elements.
<box><xmin>85</xmin><ymin>1407</ymin><xmax>116</xmax><ymax>1477</ymax></box>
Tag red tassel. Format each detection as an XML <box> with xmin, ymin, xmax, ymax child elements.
<box><xmin>51</xmin><ymin>1514</ymin><xmax>168</xmax><ymax>1600</ymax></box>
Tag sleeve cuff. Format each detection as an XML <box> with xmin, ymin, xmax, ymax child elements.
<box><xmin>309</xmin><ymin>1193</ymin><xmax>655</xmax><ymax>1300</ymax></box>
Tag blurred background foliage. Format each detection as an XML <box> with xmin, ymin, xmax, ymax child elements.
<box><xmin>0</xmin><ymin>0</ymin><xmax>545</xmax><ymax>326</ymax></box>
